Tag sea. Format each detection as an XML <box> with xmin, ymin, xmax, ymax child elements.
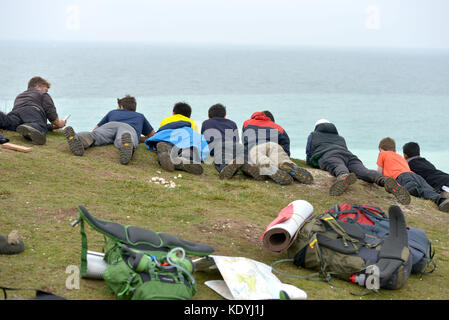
<box><xmin>1</xmin><ymin>41</ymin><xmax>448</xmax><ymax>172</ymax></box>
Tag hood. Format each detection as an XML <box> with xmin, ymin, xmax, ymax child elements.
<box><xmin>315</xmin><ymin>122</ymin><xmax>339</xmax><ymax>135</ymax></box>
<box><xmin>250</xmin><ymin>112</ymin><xmax>271</xmax><ymax>122</ymax></box>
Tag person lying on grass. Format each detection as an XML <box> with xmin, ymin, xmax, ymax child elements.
<box><xmin>63</xmin><ymin>95</ymin><xmax>154</xmax><ymax>165</ymax></box>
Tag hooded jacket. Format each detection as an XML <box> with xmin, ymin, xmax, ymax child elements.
<box><xmin>242</xmin><ymin>112</ymin><xmax>290</xmax><ymax>156</ymax></box>
<box><xmin>306</xmin><ymin>122</ymin><xmax>348</xmax><ymax>167</ymax></box>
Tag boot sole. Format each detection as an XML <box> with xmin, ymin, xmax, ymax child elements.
<box><xmin>439</xmin><ymin>199</ymin><xmax>449</xmax><ymax>213</ymax></box>
<box><xmin>157</xmin><ymin>142</ymin><xmax>175</xmax><ymax>171</ymax></box>
<box><xmin>329</xmin><ymin>172</ymin><xmax>357</xmax><ymax>196</ymax></box>
<box><xmin>63</xmin><ymin>126</ymin><xmax>84</xmax><ymax>156</ymax></box>
<box><xmin>219</xmin><ymin>161</ymin><xmax>243</xmax><ymax>179</ymax></box>
<box><xmin>16</xmin><ymin>125</ymin><xmax>46</xmax><ymax>145</ymax></box>
<box><xmin>240</xmin><ymin>163</ymin><xmax>266</xmax><ymax>181</ymax></box>
<box><xmin>385</xmin><ymin>177</ymin><xmax>411</xmax><ymax>205</ymax></box>
<box><xmin>119</xmin><ymin>132</ymin><xmax>134</xmax><ymax>165</ymax></box>
<box><xmin>270</xmin><ymin>169</ymin><xmax>293</xmax><ymax>185</ymax></box>
<box><xmin>280</xmin><ymin>162</ymin><xmax>314</xmax><ymax>184</ymax></box>
<box><xmin>182</xmin><ymin>163</ymin><xmax>203</xmax><ymax>175</ymax></box>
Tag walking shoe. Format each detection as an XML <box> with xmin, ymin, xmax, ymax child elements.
<box><xmin>176</xmin><ymin>160</ymin><xmax>204</xmax><ymax>175</ymax></box>
<box><xmin>16</xmin><ymin>124</ymin><xmax>46</xmax><ymax>145</ymax></box>
<box><xmin>438</xmin><ymin>198</ymin><xmax>449</xmax><ymax>213</ymax></box>
<box><xmin>329</xmin><ymin>172</ymin><xmax>357</xmax><ymax>196</ymax></box>
<box><xmin>384</xmin><ymin>177</ymin><xmax>411</xmax><ymax>205</ymax></box>
<box><xmin>0</xmin><ymin>230</ymin><xmax>25</xmax><ymax>255</ymax></box>
<box><xmin>63</xmin><ymin>126</ymin><xmax>84</xmax><ymax>156</ymax></box>
<box><xmin>269</xmin><ymin>169</ymin><xmax>293</xmax><ymax>185</ymax></box>
<box><xmin>219</xmin><ymin>159</ymin><xmax>243</xmax><ymax>179</ymax></box>
<box><xmin>157</xmin><ymin>142</ymin><xmax>175</xmax><ymax>172</ymax></box>
<box><xmin>240</xmin><ymin>163</ymin><xmax>266</xmax><ymax>181</ymax></box>
<box><xmin>280</xmin><ymin>162</ymin><xmax>314</xmax><ymax>184</ymax></box>
<box><xmin>119</xmin><ymin>132</ymin><xmax>134</xmax><ymax>165</ymax></box>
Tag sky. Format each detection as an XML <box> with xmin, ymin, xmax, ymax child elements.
<box><xmin>0</xmin><ymin>0</ymin><xmax>448</xmax><ymax>48</ymax></box>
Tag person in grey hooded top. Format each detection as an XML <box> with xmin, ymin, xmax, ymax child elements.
<box><xmin>305</xmin><ymin>119</ymin><xmax>410</xmax><ymax>204</ymax></box>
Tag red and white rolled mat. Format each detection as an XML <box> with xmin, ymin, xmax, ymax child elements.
<box><xmin>261</xmin><ymin>200</ymin><xmax>314</xmax><ymax>252</ymax></box>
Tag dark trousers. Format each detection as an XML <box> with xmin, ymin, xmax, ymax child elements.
<box><xmin>0</xmin><ymin>107</ymin><xmax>47</xmax><ymax>134</ymax></box>
<box><xmin>213</xmin><ymin>141</ymin><xmax>245</xmax><ymax>173</ymax></box>
<box><xmin>396</xmin><ymin>172</ymin><xmax>441</xmax><ymax>204</ymax></box>
<box><xmin>318</xmin><ymin>149</ymin><xmax>384</xmax><ymax>185</ymax></box>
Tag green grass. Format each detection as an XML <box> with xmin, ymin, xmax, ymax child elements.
<box><xmin>1</xmin><ymin>129</ymin><xmax>449</xmax><ymax>300</ymax></box>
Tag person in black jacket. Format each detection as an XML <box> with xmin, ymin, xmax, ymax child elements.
<box><xmin>306</xmin><ymin>119</ymin><xmax>410</xmax><ymax>204</ymax></box>
<box><xmin>201</xmin><ymin>104</ymin><xmax>263</xmax><ymax>180</ymax></box>
<box><xmin>403</xmin><ymin>142</ymin><xmax>449</xmax><ymax>195</ymax></box>
<box><xmin>0</xmin><ymin>76</ymin><xmax>66</xmax><ymax>145</ymax></box>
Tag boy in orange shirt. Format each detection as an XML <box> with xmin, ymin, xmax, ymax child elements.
<box><xmin>377</xmin><ymin>137</ymin><xmax>449</xmax><ymax>212</ymax></box>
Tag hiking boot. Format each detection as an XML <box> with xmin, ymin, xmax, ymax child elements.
<box><xmin>176</xmin><ymin>160</ymin><xmax>204</xmax><ymax>175</ymax></box>
<box><xmin>219</xmin><ymin>159</ymin><xmax>243</xmax><ymax>179</ymax></box>
<box><xmin>269</xmin><ymin>169</ymin><xmax>293</xmax><ymax>185</ymax></box>
<box><xmin>119</xmin><ymin>132</ymin><xmax>134</xmax><ymax>165</ymax></box>
<box><xmin>384</xmin><ymin>177</ymin><xmax>411</xmax><ymax>205</ymax></box>
<box><xmin>16</xmin><ymin>124</ymin><xmax>46</xmax><ymax>145</ymax></box>
<box><xmin>0</xmin><ymin>230</ymin><xmax>25</xmax><ymax>255</ymax></box>
<box><xmin>438</xmin><ymin>198</ymin><xmax>449</xmax><ymax>213</ymax></box>
<box><xmin>240</xmin><ymin>163</ymin><xmax>266</xmax><ymax>181</ymax></box>
<box><xmin>63</xmin><ymin>126</ymin><xmax>85</xmax><ymax>156</ymax></box>
<box><xmin>157</xmin><ymin>142</ymin><xmax>175</xmax><ymax>172</ymax></box>
<box><xmin>280</xmin><ymin>162</ymin><xmax>314</xmax><ymax>184</ymax></box>
<box><xmin>329</xmin><ymin>172</ymin><xmax>357</xmax><ymax>196</ymax></box>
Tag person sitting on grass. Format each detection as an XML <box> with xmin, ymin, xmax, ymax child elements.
<box><xmin>306</xmin><ymin>119</ymin><xmax>410</xmax><ymax>204</ymax></box>
<box><xmin>377</xmin><ymin>137</ymin><xmax>449</xmax><ymax>212</ymax></box>
<box><xmin>63</xmin><ymin>95</ymin><xmax>154</xmax><ymax>165</ymax></box>
<box><xmin>403</xmin><ymin>141</ymin><xmax>449</xmax><ymax>197</ymax></box>
<box><xmin>201</xmin><ymin>103</ymin><xmax>263</xmax><ymax>180</ymax></box>
<box><xmin>0</xmin><ymin>76</ymin><xmax>66</xmax><ymax>145</ymax></box>
<box><xmin>242</xmin><ymin>110</ymin><xmax>313</xmax><ymax>186</ymax></box>
<box><xmin>145</xmin><ymin>102</ymin><xmax>209</xmax><ymax>175</ymax></box>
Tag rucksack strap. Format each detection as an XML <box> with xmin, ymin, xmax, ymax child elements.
<box><xmin>0</xmin><ymin>286</ymin><xmax>66</xmax><ymax>300</ymax></box>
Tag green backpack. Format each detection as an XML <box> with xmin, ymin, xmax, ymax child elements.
<box><xmin>72</xmin><ymin>205</ymin><xmax>214</xmax><ymax>300</ymax></box>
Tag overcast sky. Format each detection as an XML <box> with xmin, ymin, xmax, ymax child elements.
<box><xmin>0</xmin><ymin>0</ymin><xmax>448</xmax><ymax>48</ymax></box>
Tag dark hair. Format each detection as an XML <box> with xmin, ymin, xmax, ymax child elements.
<box><xmin>263</xmin><ymin>110</ymin><xmax>275</xmax><ymax>122</ymax></box>
<box><xmin>173</xmin><ymin>102</ymin><xmax>192</xmax><ymax>118</ymax></box>
<box><xmin>379</xmin><ymin>137</ymin><xmax>396</xmax><ymax>152</ymax></box>
<box><xmin>117</xmin><ymin>95</ymin><xmax>137</xmax><ymax>111</ymax></box>
<box><xmin>28</xmin><ymin>76</ymin><xmax>51</xmax><ymax>89</ymax></box>
<box><xmin>403</xmin><ymin>142</ymin><xmax>420</xmax><ymax>158</ymax></box>
<box><xmin>208</xmin><ymin>104</ymin><xmax>226</xmax><ymax>118</ymax></box>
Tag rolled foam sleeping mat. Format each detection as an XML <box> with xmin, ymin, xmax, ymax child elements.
<box><xmin>261</xmin><ymin>200</ymin><xmax>314</xmax><ymax>252</ymax></box>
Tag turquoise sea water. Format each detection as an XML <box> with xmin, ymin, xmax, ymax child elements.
<box><xmin>1</xmin><ymin>41</ymin><xmax>448</xmax><ymax>172</ymax></box>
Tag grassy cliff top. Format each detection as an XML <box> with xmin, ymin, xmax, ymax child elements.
<box><xmin>1</xmin><ymin>129</ymin><xmax>448</xmax><ymax>300</ymax></box>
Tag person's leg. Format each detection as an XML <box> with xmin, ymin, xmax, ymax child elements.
<box><xmin>13</xmin><ymin>107</ymin><xmax>47</xmax><ymax>145</ymax></box>
<box><xmin>157</xmin><ymin>141</ymin><xmax>175</xmax><ymax>172</ymax></box>
<box><xmin>396</xmin><ymin>172</ymin><xmax>449</xmax><ymax>211</ymax></box>
<box><xmin>111</xmin><ymin>123</ymin><xmax>139</xmax><ymax>165</ymax></box>
<box><xmin>64</xmin><ymin>126</ymin><xmax>95</xmax><ymax>156</ymax></box>
<box><xmin>251</xmin><ymin>142</ymin><xmax>292</xmax><ymax>185</ymax></box>
<box><xmin>175</xmin><ymin>146</ymin><xmax>203</xmax><ymax>175</ymax></box>
<box><xmin>217</xmin><ymin>141</ymin><xmax>244</xmax><ymax>179</ymax></box>
<box><xmin>347</xmin><ymin>153</ymin><xmax>383</xmax><ymax>184</ymax></box>
<box><xmin>319</xmin><ymin>150</ymin><xmax>357</xmax><ymax>196</ymax></box>
<box><xmin>271</xmin><ymin>144</ymin><xmax>313</xmax><ymax>184</ymax></box>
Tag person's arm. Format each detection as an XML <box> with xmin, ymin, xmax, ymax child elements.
<box><xmin>140</xmin><ymin>129</ymin><xmax>155</xmax><ymax>143</ymax></box>
<box><xmin>51</xmin><ymin>117</ymin><xmax>66</xmax><ymax>129</ymax></box>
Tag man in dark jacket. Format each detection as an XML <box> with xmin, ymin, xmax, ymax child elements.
<box><xmin>242</xmin><ymin>111</ymin><xmax>313</xmax><ymax>186</ymax></box>
<box><xmin>306</xmin><ymin>119</ymin><xmax>410</xmax><ymax>204</ymax></box>
<box><xmin>403</xmin><ymin>142</ymin><xmax>449</xmax><ymax>195</ymax></box>
<box><xmin>201</xmin><ymin>104</ymin><xmax>263</xmax><ymax>180</ymax></box>
<box><xmin>0</xmin><ymin>76</ymin><xmax>66</xmax><ymax>145</ymax></box>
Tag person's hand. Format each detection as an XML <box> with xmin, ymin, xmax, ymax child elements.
<box><xmin>59</xmin><ymin>119</ymin><xmax>67</xmax><ymax>128</ymax></box>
